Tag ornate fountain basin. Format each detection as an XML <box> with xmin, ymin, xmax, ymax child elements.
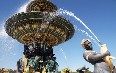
<box><xmin>5</xmin><ymin>12</ymin><xmax>74</xmax><ymax>46</ymax></box>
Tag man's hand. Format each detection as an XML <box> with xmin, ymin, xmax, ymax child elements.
<box><xmin>100</xmin><ymin>44</ymin><xmax>116</xmax><ymax>59</ymax></box>
<box><xmin>100</xmin><ymin>44</ymin><xmax>115</xmax><ymax>71</ymax></box>
<box><xmin>100</xmin><ymin>44</ymin><xmax>108</xmax><ymax>54</ymax></box>
<box><xmin>100</xmin><ymin>44</ymin><xmax>111</xmax><ymax>56</ymax></box>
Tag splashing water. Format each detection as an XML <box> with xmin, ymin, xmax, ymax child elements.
<box><xmin>0</xmin><ymin>26</ymin><xmax>8</xmax><ymax>38</ymax></box>
<box><xmin>0</xmin><ymin>25</ymin><xmax>17</xmax><ymax>57</ymax></box>
<box><xmin>77</xmin><ymin>28</ymin><xmax>99</xmax><ymax>45</ymax></box>
<box><xmin>57</xmin><ymin>8</ymin><xmax>101</xmax><ymax>46</ymax></box>
<box><xmin>0</xmin><ymin>0</ymin><xmax>30</xmax><ymax>57</ymax></box>
<box><xmin>60</xmin><ymin>48</ymin><xmax>69</xmax><ymax>67</ymax></box>
<box><xmin>0</xmin><ymin>0</ymin><xmax>32</xmax><ymax>56</ymax></box>
<box><xmin>73</xmin><ymin>24</ymin><xmax>78</xmax><ymax>31</ymax></box>
<box><xmin>17</xmin><ymin>1</ymin><xmax>31</xmax><ymax>13</ymax></box>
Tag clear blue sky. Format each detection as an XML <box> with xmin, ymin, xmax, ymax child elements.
<box><xmin>0</xmin><ymin>0</ymin><xmax>116</xmax><ymax>72</ymax></box>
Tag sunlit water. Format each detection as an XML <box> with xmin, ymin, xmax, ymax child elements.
<box><xmin>60</xmin><ymin>48</ymin><xmax>69</xmax><ymax>67</ymax></box>
<box><xmin>0</xmin><ymin>0</ymin><xmax>115</xmax><ymax>72</ymax></box>
<box><xmin>57</xmin><ymin>8</ymin><xmax>101</xmax><ymax>46</ymax></box>
<box><xmin>0</xmin><ymin>26</ymin><xmax>17</xmax><ymax>57</ymax></box>
<box><xmin>0</xmin><ymin>0</ymin><xmax>31</xmax><ymax>58</ymax></box>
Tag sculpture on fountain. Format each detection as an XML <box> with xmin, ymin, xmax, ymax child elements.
<box><xmin>5</xmin><ymin>0</ymin><xmax>75</xmax><ymax>73</ymax></box>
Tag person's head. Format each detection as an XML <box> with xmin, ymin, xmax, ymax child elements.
<box><xmin>81</xmin><ymin>39</ymin><xmax>93</xmax><ymax>50</ymax></box>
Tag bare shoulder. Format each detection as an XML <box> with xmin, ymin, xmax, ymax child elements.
<box><xmin>83</xmin><ymin>51</ymin><xmax>90</xmax><ymax>57</ymax></box>
<box><xmin>83</xmin><ymin>51</ymin><xmax>96</xmax><ymax>58</ymax></box>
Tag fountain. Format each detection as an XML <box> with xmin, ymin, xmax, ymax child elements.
<box><xmin>4</xmin><ymin>0</ymin><xmax>75</xmax><ymax>73</ymax></box>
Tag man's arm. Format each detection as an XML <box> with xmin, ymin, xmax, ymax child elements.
<box><xmin>88</xmin><ymin>51</ymin><xmax>110</xmax><ymax>61</ymax></box>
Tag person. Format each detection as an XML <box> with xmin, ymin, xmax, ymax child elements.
<box><xmin>76</xmin><ymin>66</ymin><xmax>89</xmax><ymax>73</ymax></box>
<box><xmin>81</xmin><ymin>39</ymin><xmax>111</xmax><ymax>73</ymax></box>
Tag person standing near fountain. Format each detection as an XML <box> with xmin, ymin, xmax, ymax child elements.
<box><xmin>81</xmin><ymin>39</ymin><xmax>111</xmax><ymax>73</ymax></box>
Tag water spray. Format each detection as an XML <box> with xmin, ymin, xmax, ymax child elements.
<box><xmin>60</xmin><ymin>48</ymin><xmax>69</xmax><ymax>68</ymax></box>
<box><xmin>58</xmin><ymin>8</ymin><xmax>103</xmax><ymax>46</ymax></box>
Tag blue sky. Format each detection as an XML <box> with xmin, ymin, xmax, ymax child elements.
<box><xmin>0</xmin><ymin>0</ymin><xmax>116</xmax><ymax>72</ymax></box>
